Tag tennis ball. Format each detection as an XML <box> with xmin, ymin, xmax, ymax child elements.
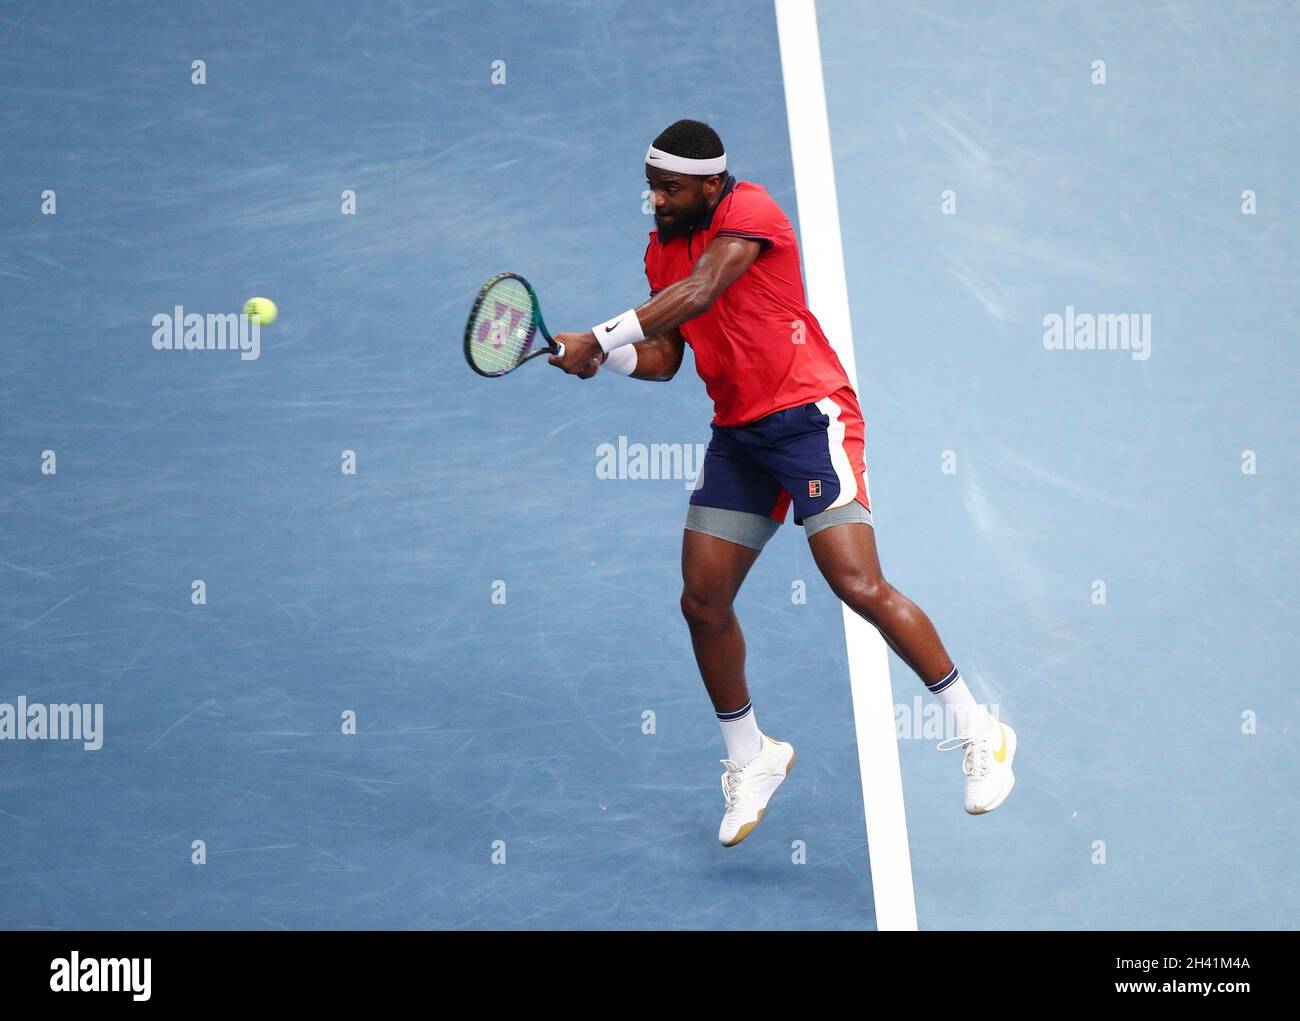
<box><xmin>243</xmin><ymin>296</ymin><xmax>277</xmax><ymax>325</ymax></box>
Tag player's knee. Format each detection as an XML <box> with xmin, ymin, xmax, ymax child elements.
<box><xmin>680</xmin><ymin>588</ymin><xmax>731</xmax><ymax>633</ymax></box>
<box><xmin>830</xmin><ymin>573</ymin><xmax>891</xmax><ymax>619</ymax></box>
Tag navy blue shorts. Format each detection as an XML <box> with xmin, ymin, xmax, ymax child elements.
<box><xmin>686</xmin><ymin>386</ymin><xmax>872</xmax><ymax>549</ymax></box>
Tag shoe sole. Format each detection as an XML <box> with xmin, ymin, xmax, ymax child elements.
<box><xmin>721</xmin><ymin>747</ymin><xmax>795</xmax><ymax>847</ymax></box>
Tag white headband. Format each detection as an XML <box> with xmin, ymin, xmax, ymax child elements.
<box><xmin>645</xmin><ymin>144</ymin><xmax>727</xmax><ymax>176</ymax></box>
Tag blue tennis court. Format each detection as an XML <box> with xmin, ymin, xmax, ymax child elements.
<box><xmin>0</xmin><ymin>0</ymin><xmax>1294</xmax><ymax>930</ymax></box>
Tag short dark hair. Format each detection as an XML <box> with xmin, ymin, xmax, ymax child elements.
<box><xmin>652</xmin><ymin>119</ymin><xmax>724</xmax><ymax>162</ymax></box>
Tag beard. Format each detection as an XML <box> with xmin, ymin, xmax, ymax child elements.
<box><xmin>654</xmin><ymin>195</ymin><xmax>711</xmax><ymax>239</ymax></box>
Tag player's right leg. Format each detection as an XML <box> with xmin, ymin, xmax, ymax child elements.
<box><xmin>682</xmin><ymin>430</ymin><xmax>796</xmax><ymax>846</ymax></box>
<box><xmin>680</xmin><ymin>527</ymin><xmax>761</xmax><ymax>716</ymax></box>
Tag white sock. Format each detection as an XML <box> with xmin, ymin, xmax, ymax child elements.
<box><xmin>926</xmin><ymin>666</ymin><xmax>996</xmax><ymax>738</ymax></box>
<box><xmin>717</xmin><ymin>702</ymin><xmax>763</xmax><ymax>764</ymax></box>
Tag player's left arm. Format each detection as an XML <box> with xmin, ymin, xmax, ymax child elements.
<box><xmin>630</xmin><ymin>234</ymin><xmax>762</xmax><ymax>336</ymax></box>
<box><xmin>551</xmin><ymin>235</ymin><xmax>762</xmax><ymax>374</ymax></box>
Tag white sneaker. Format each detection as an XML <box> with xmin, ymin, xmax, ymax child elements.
<box><xmin>937</xmin><ymin>722</ymin><xmax>1017</xmax><ymax>815</ymax></box>
<box><xmin>718</xmin><ymin>734</ymin><xmax>796</xmax><ymax>846</ymax></box>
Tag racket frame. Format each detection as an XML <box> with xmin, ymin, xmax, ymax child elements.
<box><xmin>463</xmin><ymin>272</ymin><xmax>565</xmax><ymax>378</ymax></box>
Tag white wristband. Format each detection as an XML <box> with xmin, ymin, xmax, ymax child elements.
<box><xmin>592</xmin><ymin>309</ymin><xmax>645</xmax><ymax>352</ymax></box>
<box><xmin>602</xmin><ymin>345</ymin><xmax>638</xmax><ymax>376</ymax></box>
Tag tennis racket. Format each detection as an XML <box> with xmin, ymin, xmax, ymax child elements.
<box><xmin>463</xmin><ymin>272</ymin><xmax>565</xmax><ymax>377</ymax></box>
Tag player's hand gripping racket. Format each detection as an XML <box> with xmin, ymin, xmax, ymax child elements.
<box><xmin>463</xmin><ymin>272</ymin><xmax>565</xmax><ymax>377</ymax></box>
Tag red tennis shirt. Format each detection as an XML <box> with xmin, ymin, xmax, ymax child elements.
<box><xmin>643</xmin><ymin>175</ymin><xmax>853</xmax><ymax>427</ymax></box>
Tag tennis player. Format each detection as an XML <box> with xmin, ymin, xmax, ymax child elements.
<box><xmin>550</xmin><ymin>120</ymin><xmax>1017</xmax><ymax>846</ymax></box>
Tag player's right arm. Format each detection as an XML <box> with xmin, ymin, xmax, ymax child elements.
<box><xmin>573</xmin><ymin>326</ymin><xmax>684</xmax><ymax>381</ymax></box>
<box><xmin>622</xmin><ymin>327</ymin><xmax>685</xmax><ymax>381</ymax></box>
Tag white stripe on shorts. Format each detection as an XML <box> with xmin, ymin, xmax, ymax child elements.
<box><xmin>815</xmin><ymin>395</ymin><xmax>858</xmax><ymax>510</ymax></box>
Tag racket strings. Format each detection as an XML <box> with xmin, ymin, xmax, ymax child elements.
<box><xmin>466</xmin><ymin>277</ymin><xmax>536</xmax><ymax>374</ymax></box>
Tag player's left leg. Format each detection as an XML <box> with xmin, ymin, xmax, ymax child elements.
<box><xmin>813</xmin><ymin>521</ymin><xmax>1017</xmax><ymax>818</ymax></box>
<box><xmin>805</xmin><ymin>520</ymin><xmax>952</xmax><ymax>682</ymax></box>
<box><xmin>806</xmin><ymin>521</ymin><xmax>1016</xmax><ymax>814</ymax></box>
<box><xmin>757</xmin><ymin>388</ymin><xmax>1016</xmax><ymax>813</ymax></box>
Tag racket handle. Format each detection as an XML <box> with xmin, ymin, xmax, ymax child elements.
<box><xmin>554</xmin><ymin>341</ymin><xmax>565</xmax><ymax>359</ymax></box>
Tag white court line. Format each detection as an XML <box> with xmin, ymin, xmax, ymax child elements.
<box><xmin>774</xmin><ymin>0</ymin><xmax>919</xmax><ymax>932</ymax></box>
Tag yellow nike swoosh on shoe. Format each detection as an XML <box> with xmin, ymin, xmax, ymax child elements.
<box><xmin>993</xmin><ymin>726</ymin><xmax>1007</xmax><ymax>764</ymax></box>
